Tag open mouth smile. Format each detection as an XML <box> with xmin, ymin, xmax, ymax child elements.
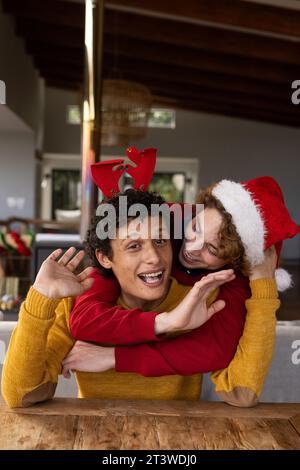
<box><xmin>138</xmin><ymin>270</ymin><xmax>164</xmax><ymax>287</ymax></box>
<box><xmin>182</xmin><ymin>249</ymin><xmax>201</xmax><ymax>265</ymax></box>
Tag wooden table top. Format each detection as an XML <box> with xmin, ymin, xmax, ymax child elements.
<box><xmin>1</xmin><ymin>398</ymin><xmax>300</xmax><ymax>450</ymax></box>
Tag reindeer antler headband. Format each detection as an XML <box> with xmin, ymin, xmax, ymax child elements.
<box><xmin>90</xmin><ymin>147</ymin><xmax>157</xmax><ymax>197</ymax></box>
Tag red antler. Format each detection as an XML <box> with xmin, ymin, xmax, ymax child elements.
<box><xmin>126</xmin><ymin>147</ymin><xmax>157</xmax><ymax>191</ymax></box>
<box><xmin>90</xmin><ymin>147</ymin><xmax>157</xmax><ymax>197</ymax></box>
<box><xmin>91</xmin><ymin>159</ymin><xmax>126</xmax><ymax>198</ymax></box>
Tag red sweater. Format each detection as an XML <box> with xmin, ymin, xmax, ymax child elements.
<box><xmin>70</xmin><ymin>240</ymin><xmax>251</xmax><ymax>375</ymax></box>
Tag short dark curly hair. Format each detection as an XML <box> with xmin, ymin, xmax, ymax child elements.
<box><xmin>84</xmin><ymin>189</ymin><xmax>166</xmax><ymax>277</ymax></box>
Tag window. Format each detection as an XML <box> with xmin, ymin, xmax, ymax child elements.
<box><xmin>124</xmin><ymin>172</ymin><xmax>184</xmax><ymax>202</ymax></box>
<box><xmin>147</xmin><ymin>109</ymin><xmax>176</xmax><ymax>128</ymax></box>
<box><xmin>67</xmin><ymin>105</ymin><xmax>81</xmax><ymax>125</ymax></box>
<box><xmin>51</xmin><ymin>169</ymin><xmax>81</xmax><ymax>219</ymax></box>
<box><xmin>66</xmin><ymin>106</ymin><xmax>176</xmax><ymax>128</ymax></box>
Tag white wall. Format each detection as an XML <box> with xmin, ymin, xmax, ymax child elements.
<box><xmin>44</xmin><ymin>88</ymin><xmax>81</xmax><ymax>154</ymax></box>
<box><xmin>0</xmin><ymin>4</ymin><xmax>44</xmax><ymax>139</ymax></box>
<box><xmin>44</xmin><ymin>86</ymin><xmax>300</xmax><ymax>260</ymax></box>
<box><xmin>0</xmin><ymin>127</ymin><xmax>36</xmax><ymax>220</ymax></box>
<box><xmin>0</xmin><ymin>6</ymin><xmax>45</xmax><ymax>220</ymax></box>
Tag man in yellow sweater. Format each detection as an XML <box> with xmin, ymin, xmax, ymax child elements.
<box><xmin>2</xmin><ymin>190</ymin><xmax>280</xmax><ymax>408</ymax></box>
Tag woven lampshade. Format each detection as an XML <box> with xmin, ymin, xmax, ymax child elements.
<box><xmin>101</xmin><ymin>79</ymin><xmax>152</xmax><ymax>146</ymax></box>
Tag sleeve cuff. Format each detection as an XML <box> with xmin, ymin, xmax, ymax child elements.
<box><xmin>129</xmin><ymin>311</ymin><xmax>164</xmax><ymax>343</ymax></box>
<box><xmin>115</xmin><ymin>346</ymin><xmax>135</xmax><ymax>373</ymax></box>
<box><xmin>24</xmin><ymin>287</ymin><xmax>61</xmax><ymax>320</ymax></box>
<box><xmin>249</xmin><ymin>278</ymin><xmax>278</xmax><ymax>300</ymax></box>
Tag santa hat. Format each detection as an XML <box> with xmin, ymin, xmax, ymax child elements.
<box><xmin>212</xmin><ymin>176</ymin><xmax>300</xmax><ymax>291</ymax></box>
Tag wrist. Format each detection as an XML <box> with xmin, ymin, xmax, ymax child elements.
<box><xmin>26</xmin><ymin>287</ymin><xmax>60</xmax><ymax>319</ymax></box>
<box><xmin>154</xmin><ymin>312</ymin><xmax>171</xmax><ymax>335</ymax></box>
<box><xmin>249</xmin><ymin>270</ymin><xmax>274</xmax><ymax>281</ymax></box>
<box><xmin>33</xmin><ymin>282</ymin><xmax>59</xmax><ymax>299</ymax></box>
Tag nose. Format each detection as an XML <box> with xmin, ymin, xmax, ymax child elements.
<box><xmin>184</xmin><ymin>234</ymin><xmax>204</xmax><ymax>253</ymax></box>
<box><xmin>143</xmin><ymin>242</ymin><xmax>161</xmax><ymax>265</ymax></box>
<box><xmin>184</xmin><ymin>218</ymin><xmax>204</xmax><ymax>252</ymax></box>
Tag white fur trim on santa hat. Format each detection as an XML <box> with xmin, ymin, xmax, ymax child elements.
<box><xmin>275</xmin><ymin>268</ymin><xmax>293</xmax><ymax>292</ymax></box>
<box><xmin>212</xmin><ymin>180</ymin><xmax>265</xmax><ymax>267</ymax></box>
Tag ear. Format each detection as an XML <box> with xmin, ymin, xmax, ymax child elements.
<box><xmin>95</xmin><ymin>250</ymin><xmax>112</xmax><ymax>270</ymax></box>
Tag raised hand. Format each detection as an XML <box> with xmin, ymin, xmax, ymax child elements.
<box><xmin>155</xmin><ymin>269</ymin><xmax>235</xmax><ymax>334</ymax></box>
<box><xmin>33</xmin><ymin>247</ymin><xmax>94</xmax><ymax>299</ymax></box>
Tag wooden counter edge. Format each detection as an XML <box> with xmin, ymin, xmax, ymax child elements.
<box><xmin>1</xmin><ymin>398</ymin><xmax>300</xmax><ymax>420</ymax></box>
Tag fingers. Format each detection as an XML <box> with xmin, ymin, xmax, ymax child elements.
<box><xmin>54</xmin><ymin>247</ymin><xmax>87</xmax><ymax>272</ymax></box>
<box><xmin>65</xmin><ymin>249</ymin><xmax>86</xmax><ymax>271</ymax></box>
<box><xmin>57</xmin><ymin>246</ymin><xmax>76</xmax><ymax>266</ymax></box>
<box><xmin>265</xmin><ymin>245</ymin><xmax>276</xmax><ymax>255</ymax></box>
<box><xmin>80</xmin><ymin>277</ymin><xmax>94</xmax><ymax>293</ymax></box>
<box><xmin>193</xmin><ymin>270</ymin><xmax>235</xmax><ymax>292</ymax></box>
<box><xmin>77</xmin><ymin>266</ymin><xmax>94</xmax><ymax>282</ymax></box>
<box><xmin>265</xmin><ymin>245</ymin><xmax>278</xmax><ymax>265</ymax></box>
<box><xmin>46</xmin><ymin>248</ymin><xmax>63</xmax><ymax>262</ymax></box>
<box><xmin>203</xmin><ymin>269</ymin><xmax>234</xmax><ymax>279</ymax></box>
<box><xmin>62</xmin><ymin>341</ymin><xmax>85</xmax><ymax>368</ymax></box>
<box><xmin>207</xmin><ymin>299</ymin><xmax>226</xmax><ymax>319</ymax></box>
<box><xmin>62</xmin><ymin>353</ymin><xmax>74</xmax><ymax>368</ymax></box>
<box><xmin>198</xmin><ymin>269</ymin><xmax>234</xmax><ymax>284</ymax></box>
<box><xmin>202</xmin><ymin>275</ymin><xmax>235</xmax><ymax>296</ymax></box>
<box><xmin>190</xmin><ymin>272</ymin><xmax>235</xmax><ymax>301</ymax></box>
<box><xmin>62</xmin><ymin>367</ymin><xmax>71</xmax><ymax>379</ymax></box>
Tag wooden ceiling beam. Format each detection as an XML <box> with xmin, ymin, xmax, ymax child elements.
<box><xmin>152</xmin><ymin>92</ymin><xmax>300</xmax><ymax>127</ymax></box>
<box><xmin>10</xmin><ymin>7</ymin><xmax>300</xmax><ymax>65</ymax></box>
<box><xmin>15</xmin><ymin>18</ymin><xmax>84</xmax><ymax>48</ymax></box>
<box><xmin>103</xmin><ymin>11</ymin><xmax>300</xmax><ymax>66</ymax></box>
<box><xmin>19</xmin><ymin>21</ymin><xmax>299</xmax><ymax>85</ymax></box>
<box><xmin>32</xmin><ymin>49</ymin><xmax>291</xmax><ymax>103</ymax></box>
<box><xmin>156</xmin><ymin>96</ymin><xmax>300</xmax><ymax>128</ymax></box>
<box><xmin>2</xmin><ymin>0</ymin><xmax>84</xmax><ymax>28</ymax></box>
<box><xmin>132</xmin><ymin>79</ymin><xmax>299</xmax><ymax>117</ymax></box>
<box><xmin>38</xmin><ymin>62</ymin><xmax>297</xmax><ymax>118</ymax></box>
<box><xmin>27</xmin><ymin>43</ymin><xmax>290</xmax><ymax>100</ymax></box>
<box><xmin>45</xmin><ymin>79</ymin><xmax>80</xmax><ymax>91</ymax></box>
<box><xmin>43</xmin><ymin>74</ymin><xmax>300</xmax><ymax>128</ymax></box>
<box><xmin>7</xmin><ymin>0</ymin><xmax>300</xmax><ymax>40</ymax></box>
<box><xmin>103</xmin><ymin>36</ymin><xmax>299</xmax><ymax>85</ymax></box>
<box><xmin>26</xmin><ymin>41</ymin><xmax>85</xmax><ymax>65</ymax></box>
<box><xmin>102</xmin><ymin>57</ymin><xmax>290</xmax><ymax>100</ymax></box>
<box><xmin>36</xmin><ymin>63</ymin><xmax>83</xmax><ymax>81</ymax></box>
<box><xmin>106</xmin><ymin>0</ymin><xmax>300</xmax><ymax>39</ymax></box>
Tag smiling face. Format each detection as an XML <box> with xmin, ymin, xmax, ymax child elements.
<box><xmin>96</xmin><ymin>215</ymin><xmax>172</xmax><ymax>311</ymax></box>
<box><xmin>179</xmin><ymin>207</ymin><xmax>227</xmax><ymax>270</ymax></box>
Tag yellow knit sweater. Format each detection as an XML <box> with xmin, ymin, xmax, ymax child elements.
<box><xmin>1</xmin><ymin>278</ymin><xmax>280</xmax><ymax>408</ymax></box>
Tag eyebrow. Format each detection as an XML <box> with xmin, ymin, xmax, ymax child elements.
<box><xmin>120</xmin><ymin>227</ymin><xmax>167</xmax><ymax>243</ymax></box>
<box><xmin>120</xmin><ymin>235</ymin><xmax>139</xmax><ymax>244</ymax></box>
